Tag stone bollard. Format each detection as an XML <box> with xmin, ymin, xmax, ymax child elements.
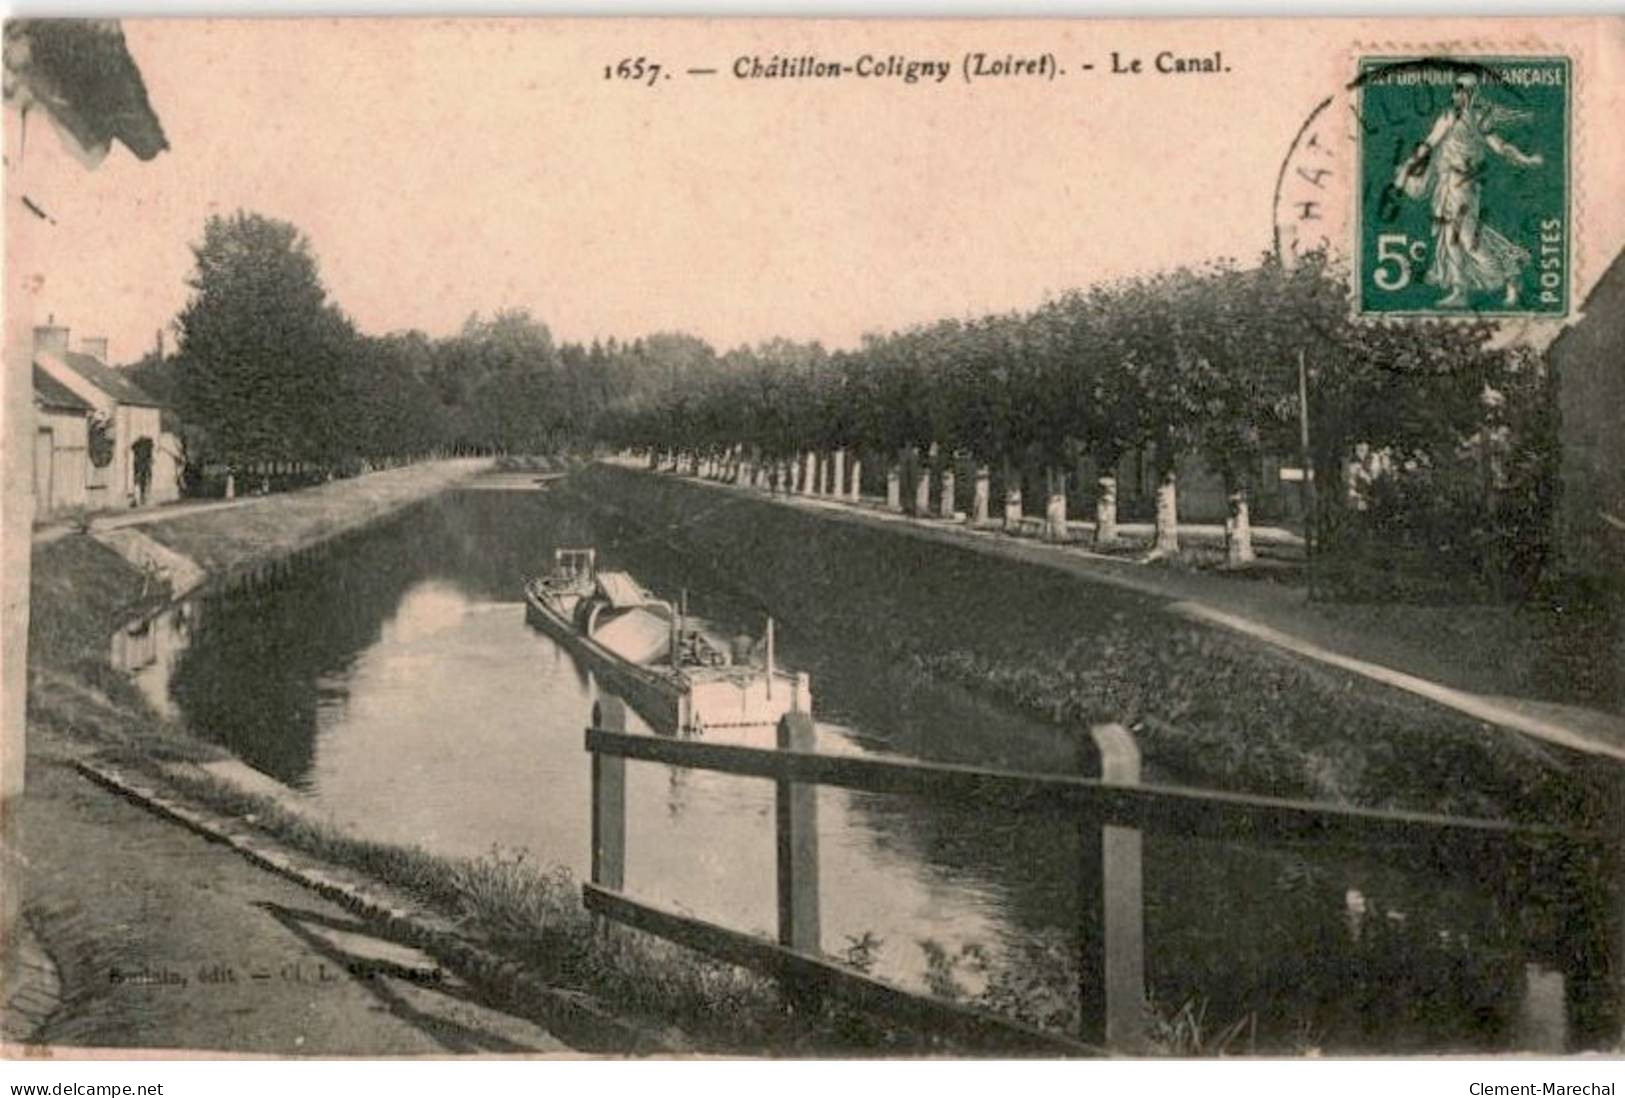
<box><xmin>1004</xmin><ymin>486</ymin><xmax>1023</xmax><ymax>531</ymax></box>
<box><xmin>913</xmin><ymin>468</ymin><xmax>931</xmax><ymax>516</ymax></box>
<box><xmin>1226</xmin><ymin>488</ymin><xmax>1255</xmax><ymax>565</ymax></box>
<box><xmin>972</xmin><ymin>466</ymin><xmax>991</xmax><ymax>526</ymax></box>
<box><xmin>886</xmin><ymin>467</ymin><xmax>901</xmax><ymax>512</ymax></box>
<box><xmin>801</xmin><ymin>452</ymin><xmax>816</xmax><ymax>495</ymax></box>
<box><xmin>939</xmin><ymin>468</ymin><xmax>956</xmax><ymax>520</ymax></box>
<box><xmin>1153</xmin><ymin>472</ymin><xmax>1180</xmax><ymax>555</ymax></box>
<box><xmin>832</xmin><ymin>450</ymin><xmax>846</xmax><ymax>498</ymax></box>
<box><xmin>1046</xmin><ymin>486</ymin><xmax>1069</xmax><ymax>543</ymax></box>
<box><xmin>1095</xmin><ymin>476</ymin><xmax>1119</xmax><ymax>547</ymax></box>
<box><xmin>849</xmin><ymin>459</ymin><xmax>862</xmax><ymax>502</ymax></box>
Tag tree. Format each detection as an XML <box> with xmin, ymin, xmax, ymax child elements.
<box><xmin>1186</xmin><ymin>259</ymin><xmax>1303</xmax><ymax>565</ymax></box>
<box><xmin>174</xmin><ymin>211</ymin><xmax>354</xmax><ymax>471</ymax></box>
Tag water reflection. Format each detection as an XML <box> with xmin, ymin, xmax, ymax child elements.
<box><xmin>111</xmin><ymin>600</ymin><xmax>197</xmax><ymax>721</ymax></box>
<box><xmin>124</xmin><ymin>489</ymin><xmax>1612</xmax><ymax>1051</ymax></box>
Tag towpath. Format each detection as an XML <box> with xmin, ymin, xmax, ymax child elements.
<box><xmin>632</xmin><ymin>462</ymin><xmax>1625</xmax><ymax>762</ymax></box>
<box><xmin>12</xmin><ymin>457</ymin><xmax>588</xmax><ymax>1054</ymax></box>
<box><xmin>30</xmin><ymin>459</ymin><xmax>492</xmax><ymax>547</ymax></box>
<box><xmin>8</xmin><ymin>758</ymin><xmax>570</xmax><ymax>1054</ymax></box>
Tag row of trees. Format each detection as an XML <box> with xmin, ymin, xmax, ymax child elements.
<box><xmin>602</xmin><ymin>254</ymin><xmax>1552</xmax><ymax>581</ymax></box>
<box><xmin>148</xmin><ymin>210</ymin><xmax>1555</xmax><ymax>594</ymax></box>
<box><xmin>138</xmin><ymin>211</ymin><xmax>725</xmax><ymax>486</ymax></box>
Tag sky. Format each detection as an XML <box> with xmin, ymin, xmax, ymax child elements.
<box><xmin>6</xmin><ymin>16</ymin><xmax>1622</xmax><ymax>364</ymax></box>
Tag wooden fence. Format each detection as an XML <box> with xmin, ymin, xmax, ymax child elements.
<box><xmin>583</xmin><ymin>699</ymin><xmax>1621</xmax><ymax>1054</ymax></box>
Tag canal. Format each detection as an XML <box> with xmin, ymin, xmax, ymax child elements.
<box><xmin>112</xmin><ymin>484</ymin><xmax>1607</xmax><ymax>1052</ymax></box>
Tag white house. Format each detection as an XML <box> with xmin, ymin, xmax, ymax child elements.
<box><xmin>32</xmin><ymin>323</ymin><xmax>182</xmax><ymax>510</ymax></box>
<box><xmin>31</xmin><ymin>365</ymin><xmax>92</xmax><ymax>519</ymax></box>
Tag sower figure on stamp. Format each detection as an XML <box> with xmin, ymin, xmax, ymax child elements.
<box><xmin>1394</xmin><ymin>72</ymin><xmax>1544</xmax><ymax>308</ymax></box>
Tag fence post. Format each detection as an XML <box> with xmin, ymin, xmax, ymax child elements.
<box><xmin>1077</xmin><ymin>722</ymin><xmax>1147</xmax><ymax>1050</ymax></box>
<box><xmin>776</xmin><ymin>710</ymin><xmax>821</xmax><ymax>955</ymax></box>
<box><xmin>591</xmin><ymin>698</ymin><xmax>627</xmax><ymax>895</ymax></box>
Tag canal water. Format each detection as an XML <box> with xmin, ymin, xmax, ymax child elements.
<box><xmin>113</xmin><ymin>486</ymin><xmax>1608</xmax><ymax>1052</ymax></box>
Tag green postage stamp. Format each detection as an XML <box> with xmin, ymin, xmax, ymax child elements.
<box><xmin>1356</xmin><ymin>56</ymin><xmax>1570</xmax><ymax>317</ymax></box>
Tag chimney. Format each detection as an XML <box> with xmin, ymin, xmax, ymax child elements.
<box><xmin>79</xmin><ymin>337</ymin><xmax>109</xmax><ymax>363</ymax></box>
<box><xmin>33</xmin><ymin>323</ymin><xmax>69</xmax><ymax>359</ymax></box>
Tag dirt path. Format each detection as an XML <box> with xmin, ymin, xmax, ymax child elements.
<box><xmin>14</xmin><ymin>759</ymin><xmax>569</xmax><ymax>1055</ymax></box>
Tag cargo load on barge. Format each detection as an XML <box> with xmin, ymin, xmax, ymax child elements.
<box><xmin>523</xmin><ymin>548</ymin><xmax>810</xmax><ymax>735</ymax></box>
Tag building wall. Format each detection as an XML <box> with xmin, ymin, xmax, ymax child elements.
<box><xmin>1551</xmin><ymin>257</ymin><xmax>1625</xmax><ymax>581</ymax></box>
<box><xmin>114</xmin><ymin>404</ymin><xmax>133</xmax><ymax>507</ymax></box>
<box><xmin>152</xmin><ymin>431</ymin><xmax>184</xmax><ymax>505</ymax></box>
<box><xmin>33</xmin><ymin>350</ymin><xmax>172</xmax><ymax>511</ymax></box>
<box><xmin>34</xmin><ymin>408</ymin><xmax>88</xmax><ymax>517</ymax></box>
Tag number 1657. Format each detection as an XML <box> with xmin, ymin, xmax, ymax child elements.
<box><xmin>604</xmin><ymin>57</ymin><xmax>663</xmax><ymax>86</ymax></box>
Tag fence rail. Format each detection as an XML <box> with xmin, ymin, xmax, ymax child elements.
<box><xmin>585</xmin><ymin>726</ymin><xmax>1588</xmax><ymax>852</ymax></box>
<box><xmin>580</xmin><ymin>882</ymin><xmax>1093</xmax><ymax>1055</ymax></box>
<box><xmin>583</xmin><ymin>699</ymin><xmax>1619</xmax><ymax>1052</ymax></box>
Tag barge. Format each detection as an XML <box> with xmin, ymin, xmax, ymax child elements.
<box><xmin>523</xmin><ymin>548</ymin><xmax>810</xmax><ymax>735</ymax></box>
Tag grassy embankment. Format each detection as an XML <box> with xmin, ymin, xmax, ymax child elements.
<box><xmin>27</xmin><ymin>459</ymin><xmax>1613</xmax><ymax>1052</ymax></box>
<box><xmin>24</xmin><ymin>460</ymin><xmax>967</xmax><ymax>1055</ymax></box>
<box><xmin>28</xmin><ymin>460</ymin><xmax>487</xmax><ymax>768</ymax></box>
<box><xmin>573</xmin><ymin>464</ymin><xmax>1611</xmax><ymax>823</ymax></box>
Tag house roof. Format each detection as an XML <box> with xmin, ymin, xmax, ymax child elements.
<box><xmin>43</xmin><ymin>349</ymin><xmax>163</xmax><ymax>407</ymax></box>
<box><xmin>1578</xmin><ymin>246</ymin><xmax>1625</xmax><ymax>320</ymax></box>
<box><xmin>1550</xmin><ymin>246</ymin><xmax>1625</xmax><ymax>357</ymax></box>
<box><xmin>4</xmin><ymin>20</ymin><xmax>169</xmax><ymax>164</ymax></box>
<box><xmin>33</xmin><ymin>365</ymin><xmax>93</xmax><ymax>412</ymax></box>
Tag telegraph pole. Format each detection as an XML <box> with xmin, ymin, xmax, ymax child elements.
<box><xmin>1298</xmin><ymin>346</ymin><xmax>1317</xmax><ymax>600</ymax></box>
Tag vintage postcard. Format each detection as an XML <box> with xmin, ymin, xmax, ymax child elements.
<box><xmin>1</xmin><ymin>15</ymin><xmax>1623</xmax><ymax>1069</ymax></box>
